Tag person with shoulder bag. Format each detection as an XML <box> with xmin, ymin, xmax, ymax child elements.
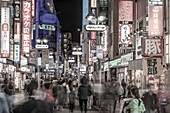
<box><xmin>125</xmin><ymin>87</ymin><xmax>145</xmax><ymax>113</ymax></box>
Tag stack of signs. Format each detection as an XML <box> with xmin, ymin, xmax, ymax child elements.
<box><xmin>41</xmin><ymin>49</ymin><xmax>49</xmax><ymax>67</ymax></box>
<box><xmin>29</xmin><ymin>49</ymin><xmax>37</xmax><ymax>64</ymax></box>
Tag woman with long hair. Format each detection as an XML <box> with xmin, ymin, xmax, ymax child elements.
<box><xmin>125</xmin><ymin>87</ymin><xmax>145</xmax><ymax>113</ymax></box>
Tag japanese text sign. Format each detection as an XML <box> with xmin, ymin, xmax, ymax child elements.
<box><xmin>22</xmin><ymin>1</ymin><xmax>31</xmax><ymax>54</ymax></box>
<box><xmin>1</xmin><ymin>7</ymin><xmax>10</xmax><ymax>58</ymax></box>
<box><xmin>119</xmin><ymin>24</ymin><xmax>133</xmax><ymax>45</ymax></box>
<box><xmin>32</xmin><ymin>0</ymin><xmax>36</xmax><ymax>18</ymax></box>
<box><xmin>90</xmin><ymin>39</ymin><xmax>96</xmax><ymax>51</ymax></box>
<box><xmin>149</xmin><ymin>6</ymin><xmax>163</xmax><ymax>36</ymax></box>
<box><xmin>91</xmin><ymin>0</ymin><xmax>97</xmax><ymax>8</ymax></box>
<box><xmin>142</xmin><ymin>38</ymin><xmax>163</xmax><ymax>56</ymax></box>
<box><xmin>14</xmin><ymin>44</ymin><xmax>20</xmax><ymax>64</ymax></box>
<box><xmin>119</xmin><ymin>1</ymin><xmax>133</xmax><ymax>21</ymax></box>
<box><xmin>91</xmin><ymin>32</ymin><xmax>96</xmax><ymax>39</ymax></box>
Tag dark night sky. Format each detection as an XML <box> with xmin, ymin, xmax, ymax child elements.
<box><xmin>53</xmin><ymin>0</ymin><xmax>82</xmax><ymax>43</ymax></box>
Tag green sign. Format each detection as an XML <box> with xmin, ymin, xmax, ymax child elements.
<box><xmin>33</xmin><ymin>24</ymin><xmax>56</xmax><ymax>31</ymax></box>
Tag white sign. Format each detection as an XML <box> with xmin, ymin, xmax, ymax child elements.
<box><xmin>0</xmin><ymin>58</ymin><xmax>7</xmax><ymax>63</ymax></box>
<box><xmin>72</xmin><ymin>51</ymin><xmax>82</xmax><ymax>55</ymax></box>
<box><xmin>91</xmin><ymin>0</ymin><xmax>97</xmax><ymax>8</ymax></box>
<box><xmin>92</xmin><ymin>57</ymin><xmax>98</xmax><ymax>63</ymax></box>
<box><xmin>120</xmin><ymin>52</ymin><xmax>133</xmax><ymax>66</ymax></box>
<box><xmin>121</xmin><ymin>25</ymin><xmax>131</xmax><ymax>44</ymax></box>
<box><xmin>104</xmin><ymin>62</ymin><xmax>109</xmax><ymax>71</ymax></box>
<box><xmin>101</xmin><ymin>29</ymin><xmax>108</xmax><ymax>52</ymax></box>
<box><xmin>14</xmin><ymin>44</ymin><xmax>20</xmax><ymax>64</ymax></box>
<box><xmin>96</xmin><ymin>45</ymin><xmax>103</xmax><ymax>59</ymax></box>
<box><xmin>1</xmin><ymin>7</ymin><xmax>10</xmax><ymax>58</ymax></box>
<box><xmin>68</xmin><ymin>60</ymin><xmax>75</xmax><ymax>63</ymax></box>
<box><xmin>21</xmin><ymin>55</ymin><xmax>28</xmax><ymax>66</ymax></box>
<box><xmin>38</xmin><ymin>57</ymin><xmax>41</xmax><ymax>66</ymax></box>
<box><xmin>86</xmin><ymin>25</ymin><xmax>106</xmax><ymax>31</ymax></box>
<box><xmin>80</xmin><ymin>64</ymin><xmax>86</xmax><ymax>72</ymax></box>
<box><xmin>136</xmin><ymin>37</ymin><xmax>142</xmax><ymax>59</ymax></box>
<box><xmin>35</xmin><ymin>45</ymin><xmax>49</xmax><ymax>49</ymax></box>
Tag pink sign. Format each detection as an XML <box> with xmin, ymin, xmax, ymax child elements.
<box><xmin>22</xmin><ymin>1</ymin><xmax>31</xmax><ymax>54</ymax></box>
<box><xmin>91</xmin><ymin>32</ymin><xmax>96</xmax><ymax>39</ymax></box>
<box><xmin>119</xmin><ymin>24</ymin><xmax>133</xmax><ymax>45</ymax></box>
<box><xmin>119</xmin><ymin>1</ymin><xmax>133</xmax><ymax>21</ymax></box>
<box><xmin>142</xmin><ymin>38</ymin><xmax>163</xmax><ymax>56</ymax></box>
<box><xmin>1</xmin><ymin>8</ymin><xmax>10</xmax><ymax>58</ymax></box>
<box><xmin>90</xmin><ymin>39</ymin><xmax>96</xmax><ymax>50</ymax></box>
<box><xmin>149</xmin><ymin>6</ymin><xmax>163</xmax><ymax>36</ymax></box>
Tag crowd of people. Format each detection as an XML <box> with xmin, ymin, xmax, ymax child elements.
<box><xmin>0</xmin><ymin>75</ymin><xmax>170</xmax><ymax>113</ymax></box>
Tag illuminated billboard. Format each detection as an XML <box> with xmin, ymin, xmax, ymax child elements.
<box><xmin>1</xmin><ymin>7</ymin><xmax>10</xmax><ymax>58</ymax></box>
<box><xmin>119</xmin><ymin>1</ymin><xmax>133</xmax><ymax>22</ymax></box>
<box><xmin>149</xmin><ymin>6</ymin><xmax>163</xmax><ymax>36</ymax></box>
<box><xmin>22</xmin><ymin>1</ymin><xmax>31</xmax><ymax>54</ymax></box>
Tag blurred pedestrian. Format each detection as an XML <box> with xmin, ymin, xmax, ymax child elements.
<box><xmin>142</xmin><ymin>84</ymin><xmax>157</xmax><ymax>113</ymax></box>
<box><xmin>44</xmin><ymin>81</ymin><xmax>54</xmax><ymax>113</ymax></box>
<box><xmin>157</xmin><ymin>84</ymin><xmax>169</xmax><ymax>113</ymax></box>
<box><xmin>69</xmin><ymin>87</ymin><xmax>76</xmax><ymax>113</ymax></box>
<box><xmin>121</xmin><ymin>79</ymin><xmax>127</xmax><ymax>98</ymax></box>
<box><xmin>78</xmin><ymin>79</ymin><xmax>89</xmax><ymax>113</ymax></box>
<box><xmin>88</xmin><ymin>82</ymin><xmax>92</xmax><ymax>110</ymax></box>
<box><xmin>127</xmin><ymin>81</ymin><xmax>137</xmax><ymax>98</ymax></box>
<box><xmin>117</xmin><ymin>82</ymin><xmax>124</xmax><ymax>103</ymax></box>
<box><xmin>0</xmin><ymin>87</ymin><xmax>9</xmax><ymax>113</ymax></box>
<box><xmin>125</xmin><ymin>87</ymin><xmax>145</xmax><ymax>113</ymax></box>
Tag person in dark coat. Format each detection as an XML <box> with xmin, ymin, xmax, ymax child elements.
<box><xmin>121</xmin><ymin>79</ymin><xmax>127</xmax><ymax>98</ymax></box>
<box><xmin>69</xmin><ymin>87</ymin><xmax>76</xmax><ymax>113</ymax></box>
<box><xmin>78</xmin><ymin>78</ymin><xmax>89</xmax><ymax>113</ymax></box>
<box><xmin>13</xmin><ymin>99</ymin><xmax>52</xmax><ymax>113</ymax></box>
<box><xmin>142</xmin><ymin>84</ymin><xmax>157</xmax><ymax>113</ymax></box>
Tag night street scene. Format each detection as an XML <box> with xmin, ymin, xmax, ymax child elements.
<box><xmin>0</xmin><ymin>0</ymin><xmax>170</xmax><ymax>113</ymax></box>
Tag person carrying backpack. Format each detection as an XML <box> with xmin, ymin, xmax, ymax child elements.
<box><xmin>125</xmin><ymin>87</ymin><xmax>145</xmax><ymax>113</ymax></box>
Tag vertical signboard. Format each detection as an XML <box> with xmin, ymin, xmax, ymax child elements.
<box><xmin>29</xmin><ymin>49</ymin><xmax>37</xmax><ymax>64</ymax></box>
<box><xmin>14</xmin><ymin>23</ymin><xmax>21</xmax><ymax>43</ymax></box>
<box><xmin>102</xmin><ymin>26</ymin><xmax>108</xmax><ymax>55</ymax></box>
<box><xmin>119</xmin><ymin>24</ymin><xmax>133</xmax><ymax>45</ymax></box>
<box><xmin>14</xmin><ymin>44</ymin><xmax>20</xmax><ymax>64</ymax></box>
<box><xmin>96</xmin><ymin>45</ymin><xmax>103</xmax><ymax>59</ymax></box>
<box><xmin>15</xmin><ymin>72</ymin><xmax>21</xmax><ymax>89</ymax></box>
<box><xmin>149</xmin><ymin>6</ymin><xmax>163</xmax><ymax>36</ymax></box>
<box><xmin>32</xmin><ymin>0</ymin><xmax>36</xmax><ymax>18</ymax></box>
<box><xmin>41</xmin><ymin>49</ymin><xmax>49</xmax><ymax>67</ymax></box>
<box><xmin>82</xmin><ymin>0</ymin><xmax>89</xmax><ymax>32</ymax></box>
<box><xmin>14</xmin><ymin>3</ymin><xmax>20</xmax><ymax>20</ymax></box>
<box><xmin>91</xmin><ymin>0</ymin><xmax>97</xmax><ymax>8</ymax></box>
<box><xmin>22</xmin><ymin>1</ymin><xmax>31</xmax><ymax>54</ymax></box>
<box><xmin>91</xmin><ymin>32</ymin><xmax>96</xmax><ymax>39</ymax></box>
<box><xmin>90</xmin><ymin>40</ymin><xmax>96</xmax><ymax>53</ymax></box>
<box><xmin>142</xmin><ymin>38</ymin><xmax>163</xmax><ymax>56</ymax></box>
<box><xmin>119</xmin><ymin>1</ymin><xmax>133</xmax><ymax>22</ymax></box>
<box><xmin>1</xmin><ymin>7</ymin><xmax>10</xmax><ymax>58</ymax></box>
<box><xmin>9</xmin><ymin>44</ymin><xmax>14</xmax><ymax>60</ymax></box>
<box><xmin>58</xmin><ymin>33</ymin><xmax>62</xmax><ymax>56</ymax></box>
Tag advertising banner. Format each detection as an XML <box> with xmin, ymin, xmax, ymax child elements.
<box><xmin>15</xmin><ymin>72</ymin><xmax>21</xmax><ymax>89</ymax></box>
<box><xmin>14</xmin><ymin>44</ymin><xmax>20</xmax><ymax>64</ymax></box>
<box><xmin>101</xmin><ymin>26</ymin><xmax>108</xmax><ymax>54</ymax></box>
<box><xmin>14</xmin><ymin>23</ymin><xmax>21</xmax><ymax>43</ymax></box>
<box><xmin>91</xmin><ymin>32</ymin><xmax>96</xmax><ymax>39</ymax></box>
<box><xmin>9</xmin><ymin>44</ymin><xmax>14</xmax><ymax>60</ymax></box>
<box><xmin>1</xmin><ymin>7</ymin><xmax>10</xmax><ymax>58</ymax></box>
<box><xmin>22</xmin><ymin>1</ymin><xmax>31</xmax><ymax>54</ymax></box>
<box><xmin>90</xmin><ymin>39</ymin><xmax>96</xmax><ymax>53</ymax></box>
<box><xmin>96</xmin><ymin>45</ymin><xmax>103</xmax><ymax>59</ymax></box>
<box><xmin>119</xmin><ymin>24</ymin><xmax>133</xmax><ymax>45</ymax></box>
<box><xmin>142</xmin><ymin>38</ymin><xmax>163</xmax><ymax>56</ymax></box>
<box><xmin>119</xmin><ymin>1</ymin><xmax>133</xmax><ymax>22</ymax></box>
<box><xmin>58</xmin><ymin>33</ymin><xmax>62</xmax><ymax>56</ymax></box>
<box><xmin>29</xmin><ymin>49</ymin><xmax>37</xmax><ymax>64</ymax></box>
<box><xmin>91</xmin><ymin>0</ymin><xmax>97</xmax><ymax>8</ymax></box>
<box><xmin>120</xmin><ymin>52</ymin><xmax>133</xmax><ymax>66</ymax></box>
<box><xmin>149</xmin><ymin>6</ymin><xmax>163</xmax><ymax>36</ymax></box>
<box><xmin>14</xmin><ymin>3</ymin><xmax>20</xmax><ymax>20</ymax></box>
<box><xmin>143</xmin><ymin>57</ymin><xmax>163</xmax><ymax>76</ymax></box>
<box><xmin>32</xmin><ymin>0</ymin><xmax>36</xmax><ymax>18</ymax></box>
<box><xmin>20</xmin><ymin>55</ymin><xmax>27</xmax><ymax>67</ymax></box>
<box><xmin>82</xmin><ymin>0</ymin><xmax>89</xmax><ymax>32</ymax></box>
<box><xmin>41</xmin><ymin>49</ymin><xmax>49</xmax><ymax>67</ymax></box>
